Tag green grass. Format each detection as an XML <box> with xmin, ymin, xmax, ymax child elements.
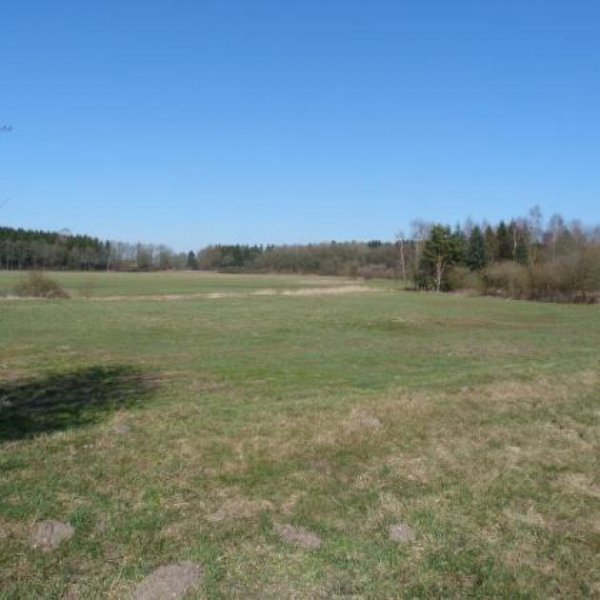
<box><xmin>0</xmin><ymin>270</ymin><xmax>351</xmax><ymax>298</ymax></box>
<box><xmin>1</xmin><ymin>272</ymin><xmax>599</xmax><ymax>598</ymax></box>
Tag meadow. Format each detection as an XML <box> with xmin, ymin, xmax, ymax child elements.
<box><xmin>0</xmin><ymin>271</ymin><xmax>598</xmax><ymax>598</ymax></box>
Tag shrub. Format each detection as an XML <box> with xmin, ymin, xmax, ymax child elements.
<box><xmin>445</xmin><ymin>265</ymin><xmax>479</xmax><ymax>291</ymax></box>
<box><xmin>480</xmin><ymin>249</ymin><xmax>600</xmax><ymax>302</ymax></box>
<box><xmin>480</xmin><ymin>262</ymin><xmax>531</xmax><ymax>299</ymax></box>
<box><xmin>14</xmin><ymin>272</ymin><xmax>70</xmax><ymax>299</ymax></box>
<box><xmin>358</xmin><ymin>264</ymin><xmax>396</xmax><ymax>280</ymax></box>
<box><xmin>529</xmin><ymin>248</ymin><xmax>600</xmax><ymax>302</ymax></box>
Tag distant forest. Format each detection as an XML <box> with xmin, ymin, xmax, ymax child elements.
<box><xmin>2</xmin><ymin>207</ymin><xmax>600</xmax><ymax>301</ymax></box>
<box><xmin>0</xmin><ymin>227</ymin><xmax>189</xmax><ymax>271</ymax></box>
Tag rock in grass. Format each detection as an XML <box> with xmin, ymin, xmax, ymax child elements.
<box><xmin>132</xmin><ymin>562</ymin><xmax>203</xmax><ymax>600</ymax></box>
<box><xmin>30</xmin><ymin>520</ymin><xmax>74</xmax><ymax>552</ymax></box>
<box><xmin>275</xmin><ymin>523</ymin><xmax>321</xmax><ymax>550</ymax></box>
<box><xmin>388</xmin><ymin>522</ymin><xmax>414</xmax><ymax>544</ymax></box>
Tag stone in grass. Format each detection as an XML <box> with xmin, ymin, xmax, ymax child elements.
<box><xmin>275</xmin><ymin>523</ymin><xmax>321</xmax><ymax>550</ymax></box>
<box><xmin>30</xmin><ymin>520</ymin><xmax>74</xmax><ymax>552</ymax></box>
<box><xmin>388</xmin><ymin>522</ymin><xmax>415</xmax><ymax>544</ymax></box>
<box><xmin>133</xmin><ymin>562</ymin><xmax>203</xmax><ymax>600</ymax></box>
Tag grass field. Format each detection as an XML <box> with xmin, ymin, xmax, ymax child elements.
<box><xmin>0</xmin><ymin>271</ymin><xmax>356</xmax><ymax>298</ymax></box>
<box><xmin>1</xmin><ymin>271</ymin><xmax>599</xmax><ymax>598</ymax></box>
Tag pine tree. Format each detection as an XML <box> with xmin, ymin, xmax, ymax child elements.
<box><xmin>186</xmin><ymin>251</ymin><xmax>198</xmax><ymax>269</ymax></box>
<box><xmin>484</xmin><ymin>225</ymin><xmax>498</xmax><ymax>263</ymax></box>
<box><xmin>496</xmin><ymin>221</ymin><xmax>513</xmax><ymax>261</ymax></box>
<box><xmin>419</xmin><ymin>225</ymin><xmax>463</xmax><ymax>291</ymax></box>
<box><xmin>466</xmin><ymin>226</ymin><xmax>486</xmax><ymax>270</ymax></box>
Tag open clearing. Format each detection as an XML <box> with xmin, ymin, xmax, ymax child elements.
<box><xmin>0</xmin><ymin>271</ymin><xmax>599</xmax><ymax>598</ymax></box>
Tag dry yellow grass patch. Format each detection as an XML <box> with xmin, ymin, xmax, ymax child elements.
<box><xmin>207</xmin><ymin>496</ymin><xmax>274</xmax><ymax>522</ymax></box>
<box><xmin>557</xmin><ymin>473</ymin><xmax>600</xmax><ymax>499</ymax></box>
<box><xmin>87</xmin><ymin>284</ymin><xmax>376</xmax><ymax>303</ymax></box>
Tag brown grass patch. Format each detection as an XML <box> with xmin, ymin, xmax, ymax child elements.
<box><xmin>503</xmin><ymin>503</ymin><xmax>547</xmax><ymax>528</ymax></box>
<box><xmin>207</xmin><ymin>497</ymin><xmax>274</xmax><ymax>522</ymax></box>
<box><xmin>88</xmin><ymin>285</ymin><xmax>377</xmax><ymax>303</ymax></box>
<box><xmin>280</xmin><ymin>492</ymin><xmax>306</xmax><ymax>516</ymax></box>
<box><xmin>557</xmin><ymin>473</ymin><xmax>600</xmax><ymax>499</ymax></box>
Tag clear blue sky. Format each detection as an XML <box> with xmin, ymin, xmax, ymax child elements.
<box><xmin>1</xmin><ymin>1</ymin><xmax>599</xmax><ymax>250</ymax></box>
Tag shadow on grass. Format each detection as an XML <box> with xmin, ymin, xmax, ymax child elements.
<box><xmin>0</xmin><ymin>366</ymin><xmax>158</xmax><ymax>442</ymax></box>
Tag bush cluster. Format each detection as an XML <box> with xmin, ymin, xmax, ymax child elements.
<box><xmin>14</xmin><ymin>272</ymin><xmax>70</xmax><ymax>299</ymax></box>
<box><xmin>480</xmin><ymin>248</ymin><xmax>600</xmax><ymax>303</ymax></box>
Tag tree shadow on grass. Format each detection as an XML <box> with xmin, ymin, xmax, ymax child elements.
<box><xmin>0</xmin><ymin>366</ymin><xmax>158</xmax><ymax>442</ymax></box>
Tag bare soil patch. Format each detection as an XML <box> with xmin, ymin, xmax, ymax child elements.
<box><xmin>132</xmin><ymin>562</ymin><xmax>203</xmax><ymax>600</ymax></box>
<box><xmin>388</xmin><ymin>522</ymin><xmax>415</xmax><ymax>544</ymax></box>
<box><xmin>30</xmin><ymin>520</ymin><xmax>74</xmax><ymax>552</ymax></box>
<box><xmin>275</xmin><ymin>523</ymin><xmax>322</xmax><ymax>550</ymax></box>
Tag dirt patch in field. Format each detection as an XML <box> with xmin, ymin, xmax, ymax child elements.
<box><xmin>30</xmin><ymin>520</ymin><xmax>74</xmax><ymax>552</ymax></box>
<box><xmin>207</xmin><ymin>498</ymin><xmax>273</xmax><ymax>522</ymax></box>
<box><xmin>132</xmin><ymin>562</ymin><xmax>203</xmax><ymax>600</ymax></box>
<box><xmin>388</xmin><ymin>522</ymin><xmax>415</xmax><ymax>544</ymax></box>
<box><xmin>275</xmin><ymin>523</ymin><xmax>322</xmax><ymax>550</ymax></box>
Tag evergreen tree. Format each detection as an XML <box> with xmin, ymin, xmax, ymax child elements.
<box><xmin>496</xmin><ymin>221</ymin><xmax>513</xmax><ymax>261</ymax></box>
<box><xmin>452</xmin><ymin>224</ymin><xmax>467</xmax><ymax>264</ymax></box>
<box><xmin>484</xmin><ymin>225</ymin><xmax>498</xmax><ymax>263</ymax></box>
<box><xmin>466</xmin><ymin>226</ymin><xmax>486</xmax><ymax>270</ymax></box>
<box><xmin>186</xmin><ymin>250</ymin><xmax>198</xmax><ymax>269</ymax></box>
<box><xmin>419</xmin><ymin>225</ymin><xmax>463</xmax><ymax>291</ymax></box>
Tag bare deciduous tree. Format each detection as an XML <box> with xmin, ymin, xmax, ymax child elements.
<box><xmin>395</xmin><ymin>230</ymin><xmax>406</xmax><ymax>283</ymax></box>
<box><xmin>410</xmin><ymin>219</ymin><xmax>432</xmax><ymax>276</ymax></box>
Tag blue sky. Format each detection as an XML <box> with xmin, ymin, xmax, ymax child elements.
<box><xmin>1</xmin><ymin>1</ymin><xmax>599</xmax><ymax>250</ymax></box>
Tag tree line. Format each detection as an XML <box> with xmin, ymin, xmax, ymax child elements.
<box><xmin>414</xmin><ymin>210</ymin><xmax>600</xmax><ymax>301</ymax></box>
<box><xmin>0</xmin><ymin>227</ymin><xmax>195</xmax><ymax>271</ymax></box>
<box><xmin>195</xmin><ymin>209</ymin><xmax>600</xmax><ymax>301</ymax></box>
<box><xmin>2</xmin><ymin>208</ymin><xmax>599</xmax><ymax>302</ymax></box>
<box><xmin>0</xmin><ymin>227</ymin><xmax>110</xmax><ymax>270</ymax></box>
